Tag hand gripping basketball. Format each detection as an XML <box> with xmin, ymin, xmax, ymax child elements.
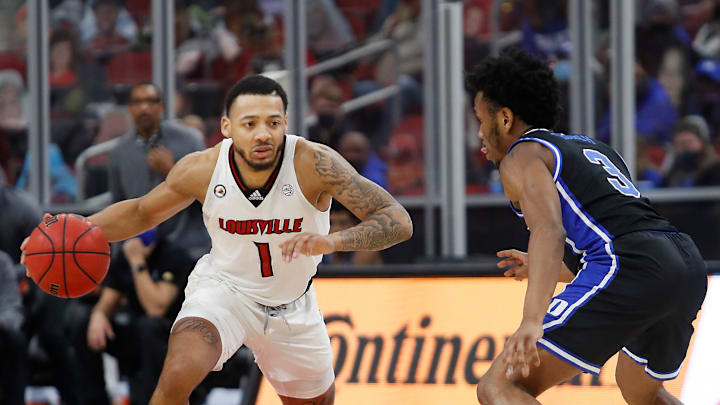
<box><xmin>22</xmin><ymin>213</ymin><xmax>110</xmax><ymax>298</ymax></box>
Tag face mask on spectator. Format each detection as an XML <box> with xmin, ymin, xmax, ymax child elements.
<box><xmin>675</xmin><ymin>151</ymin><xmax>702</xmax><ymax>170</ymax></box>
<box><xmin>317</xmin><ymin>113</ymin><xmax>337</xmax><ymax>129</ymax></box>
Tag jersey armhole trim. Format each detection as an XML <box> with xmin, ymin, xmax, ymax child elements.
<box><xmin>507</xmin><ymin>137</ymin><xmax>563</xmax><ymax>182</ymax></box>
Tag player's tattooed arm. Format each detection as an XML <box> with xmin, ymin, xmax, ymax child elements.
<box><xmin>313</xmin><ymin>144</ymin><xmax>413</xmax><ymax>251</ymax></box>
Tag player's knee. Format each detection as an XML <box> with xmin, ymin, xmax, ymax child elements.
<box><xmin>617</xmin><ymin>380</ymin><xmax>657</xmax><ymax>405</ymax></box>
<box><xmin>476</xmin><ymin>372</ymin><xmax>501</xmax><ymax>404</ymax></box>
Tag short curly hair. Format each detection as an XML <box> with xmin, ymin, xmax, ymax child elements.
<box><xmin>465</xmin><ymin>47</ymin><xmax>560</xmax><ymax>130</ymax></box>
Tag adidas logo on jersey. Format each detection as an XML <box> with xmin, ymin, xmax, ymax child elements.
<box><xmin>249</xmin><ymin>190</ymin><xmax>264</xmax><ymax>201</ymax></box>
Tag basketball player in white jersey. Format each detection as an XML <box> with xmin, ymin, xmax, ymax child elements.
<box><xmin>21</xmin><ymin>75</ymin><xmax>413</xmax><ymax>405</ymax></box>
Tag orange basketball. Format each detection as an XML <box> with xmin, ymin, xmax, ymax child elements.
<box><xmin>25</xmin><ymin>214</ymin><xmax>110</xmax><ymax>298</ymax></box>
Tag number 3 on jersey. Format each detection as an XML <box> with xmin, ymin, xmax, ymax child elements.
<box><xmin>254</xmin><ymin>242</ymin><xmax>274</xmax><ymax>277</ymax></box>
<box><xmin>583</xmin><ymin>149</ymin><xmax>640</xmax><ymax>198</ymax></box>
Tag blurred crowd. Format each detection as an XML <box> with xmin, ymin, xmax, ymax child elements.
<box><xmin>1</xmin><ymin>0</ymin><xmax>720</xmax><ymax>403</ymax></box>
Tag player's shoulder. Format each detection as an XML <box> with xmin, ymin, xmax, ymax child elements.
<box><xmin>294</xmin><ymin>137</ymin><xmax>342</xmax><ymax>173</ymax></box>
<box><xmin>166</xmin><ymin>143</ymin><xmax>221</xmax><ymax>190</ymax></box>
<box><xmin>294</xmin><ymin>136</ymin><xmax>334</xmax><ymax>160</ymax></box>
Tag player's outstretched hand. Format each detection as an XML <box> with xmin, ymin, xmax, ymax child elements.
<box><xmin>503</xmin><ymin>320</ymin><xmax>542</xmax><ymax>379</ymax></box>
<box><xmin>497</xmin><ymin>249</ymin><xmax>529</xmax><ymax>281</ymax></box>
<box><xmin>279</xmin><ymin>233</ymin><xmax>336</xmax><ymax>262</ymax></box>
<box><xmin>20</xmin><ymin>213</ymin><xmax>54</xmax><ymax>275</ymax></box>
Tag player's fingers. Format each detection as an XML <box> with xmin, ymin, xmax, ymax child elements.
<box><xmin>293</xmin><ymin>235</ymin><xmax>312</xmax><ymax>258</ymax></box>
<box><xmin>88</xmin><ymin>331</ymin><xmax>101</xmax><ymax>351</ymax></box>
<box><xmin>530</xmin><ymin>344</ymin><xmax>541</xmax><ymax>368</ymax></box>
<box><xmin>303</xmin><ymin>237</ymin><xmax>316</xmax><ymax>256</ymax></box>
<box><xmin>280</xmin><ymin>236</ymin><xmax>300</xmax><ymax>261</ymax></box>
<box><xmin>496</xmin><ymin>258</ymin><xmax>518</xmax><ymax>268</ymax></box>
<box><xmin>42</xmin><ymin>213</ymin><xmax>53</xmax><ymax>221</ymax></box>
<box><xmin>503</xmin><ymin>268</ymin><xmax>516</xmax><ymax>277</ymax></box>
<box><xmin>105</xmin><ymin>323</ymin><xmax>115</xmax><ymax>340</ymax></box>
<box><xmin>496</xmin><ymin>249</ymin><xmax>515</xmax><ymax>258</ymax></box>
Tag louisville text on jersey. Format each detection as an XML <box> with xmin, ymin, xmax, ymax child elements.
<box><xmin>218</xmin><ymin>217</ymin><xmax>304</xmax><ymax>235</ymax></box>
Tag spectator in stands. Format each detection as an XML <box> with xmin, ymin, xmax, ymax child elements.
<box><xmin>324</xmin><ymin>204</ymin><xmax>383</xmax><ymax>265</ymax></box>
<box><xmin>80</xmin><ymin>0</ymin><xmax>138</xmax><ymax>55</ymax></box>
<box><xmin>519</xmin><ymin>0</ymin><xmax>570</xmax><ymax>61</ymax></box>
<box><xmin>49</xmin><ymin>29</ymin><xmax>80</xmax><ymax>88</ymax></box>
<box><xmin>108</xmin><ymin>82</ymin><xmax>207</xmax><ymax>254</ymax></box>
<box><xmin>49</xmin><ymin>28</ymin><xmax>111</xmax><ymax>104</ymax></box>
<box><xmin>0</xmin><ymin>171</ymin><xmax>41</xmax><ymax>262</ymax></box>
<box><xmin>16</xmin><ymin>143</ymin><xmax>77</xmax><ymax>203</ymax></box>
<box><xmin>664</xmin><ymin>115</ymin><xmax>720</xmax><ymax>187</ymax></box>
<box><xmin>65</xmin><ymin>230</ymin><xmax>193</xmax><ymax>405</ymax></box>
<box><xmin>175</xmin><ymin>4</ymin><xmax>220</xmax><ymax>81</ymax></box>
<box><xmin>0</xmin><ymin>69</ymin><xmax>26</xmax><ymax>130</ymax></box>
<box><xmin>51</xmin><ymin>0</ymin><xmax>85</xmax><ymax>27</ymax></box>
<box><xmin>693</xmin><ymin>1</ymin><xmax>720</xmax><ymax>60</ymax></box>
<box><xmin>306</xmin><ymin>0</ymin><xmax>356</xmax><ymax>58</ymax></box>
<box><xmin>338</xmin><ymin>131</ymin><xmax>388</xmax><ymax>189</ymax></box>
<box><xmin>307</xmin><ymin>75</ymin><xmax>347</xmax><ymax>148</ymax></box>
<box><xmin>693</xmin><ymin>59</ymin><xmax>720</xmax><ymax>141</ymax></box>
<box><xmin>0</xmin><ymin>251</ymin><xmax>26</xmax><ymax>405</ymax></box>
<box><xmin>386</xmin><ymin>131</ymin><xmax>424</xmax><ymax>195</ymax></box>
<box><xmin>596</xmin><ymin>53</ymin><xmax>678</xmax><ymax>145</ymax></box>
<box><xmin>360</xmin><ymin>0</ymin><xmax>424</xmax><ymax>117</ymax></box>
<box><xmin>4</xmin><ymin>4</ymin><xmax>27</xmax><ymax>54</ymax></box>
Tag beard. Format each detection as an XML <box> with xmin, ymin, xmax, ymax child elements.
<box><xmin>236</xmin><ymin>143</ymin><xmax>281</xmax><ymax>171</ymax></box>
<box><xmin>487</xmin><ymin>121</ymin><xmax>502</xmax><ymax>166</ymax></box>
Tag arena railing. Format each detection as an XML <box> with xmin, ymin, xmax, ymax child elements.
<box><xmin>303</xmin><ymin>38</ymin><xmax>403</xmax><ymax>125</ymax></box>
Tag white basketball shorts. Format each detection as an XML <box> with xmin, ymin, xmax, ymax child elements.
<box><xmin>173</xmin><ymin>273</ymin><xmax>334</xmax><ymax>399</ymax></box>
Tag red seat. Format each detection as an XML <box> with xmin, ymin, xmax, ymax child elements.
<box><xmin>125</xmin><ymin>0</ymin><xmax>150</xmax><ymax>24</ymax></box>
<box><xmin>105</xmin><ymin>51</ymin><xmax>152</xmax><ymax>85</ymax></box>
<box><xmin>0</xmin><ymin>52</ymin><xmax>27</xmax><ymax>82</ymax></box>
<box><xmin>646</xmin><ymin>145</ymin><xmax>667</xmax><ymax>167</ymax></box>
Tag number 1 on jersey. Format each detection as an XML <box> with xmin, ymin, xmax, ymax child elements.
<box><xmin>254</xmin><ymin>242</ymin><xmax>274</xmax><ymax>277</ymax></box>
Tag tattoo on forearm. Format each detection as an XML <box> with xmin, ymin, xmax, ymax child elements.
<box><xmin>171</xmin><ymin>318</ymin><xmax>219</xmax><ymax>346</ymax></box>
<box><xmin>314</xmin><ymin>147</ymin><xmax>411</xmax><ymax>251</ymax></box>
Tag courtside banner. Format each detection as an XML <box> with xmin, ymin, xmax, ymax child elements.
<box><xmin>256</xmin><ymin>277</ymin><xmax>711</xmax><ymax>405</ymax></box>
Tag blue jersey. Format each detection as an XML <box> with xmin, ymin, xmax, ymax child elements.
<box><xmin>508</xmin><ymin>129</ymin><xmax>676</xmax><ymax>267</ymax></box>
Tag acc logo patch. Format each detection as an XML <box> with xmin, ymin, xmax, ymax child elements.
<box><xmin>282</xmin><ymin>184</ymin><xmax>294</xmax><ymax>196</ymax></box>
<box><xmin>214</xmin><ymin>184</ymin><xmax>226</xmax><ymax>198</ymax></box>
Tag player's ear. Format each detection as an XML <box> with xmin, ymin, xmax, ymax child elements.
<box><xmin>500</xmin><ymin>107</ymin><xmax>514</xmax><ymax>131</ymax></box>
<box><xmin>220</xmin><ymin>116</ymin><xmax>231</xmax><ymax>139</ymax></box>
<box><xmin>284</xmin><ymin>112</ymin><xmax>289</xmax><ymax>128</ymax></box>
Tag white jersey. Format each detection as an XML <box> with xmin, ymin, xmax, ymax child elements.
<box><xmin>195</xmin><ymin>135</ymin><xmax>330</xmax><ymax>306</ymax></box>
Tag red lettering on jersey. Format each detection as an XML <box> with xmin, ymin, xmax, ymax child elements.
<box><xmin>273</xmin><ymin>219</ymin><xmax>283</xmax><ymax>234</ymax></box>
<box><xmin>258</xmin><ymin>220</ymin><xmax>270</xmax><ymax>235</ymax></box>
<box><xmin>219</xmin><ymin>217</ymin><xmax>306</xmax><ymax>235</ymax></box>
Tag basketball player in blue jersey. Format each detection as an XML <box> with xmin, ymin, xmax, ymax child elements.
<box><xmin>22</xmin><ymin>75</ymin><xmax>412</xmax><ymax>405</ymax></box>
<box><xmin>466</xmin><ymin>48</ymin><xmax>707</xmax><ymax>405</ymax></box>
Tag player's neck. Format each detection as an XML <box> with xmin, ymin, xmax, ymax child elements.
<box><xmin>233</xmin><ymin>155</ymin><xmax>278</xmax><ymax>189</ymax></box>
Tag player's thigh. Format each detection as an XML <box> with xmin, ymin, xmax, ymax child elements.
<box><xmin>160</xmin><ymin>317</ymin><xmax>222</xmax><ymax>384</ymax></box>
<box><xmin>616</xmin><ymin>351</ymin><xmax>664</xmax><ymax>405</ymax></box>
<box><xmin>251</xmin><ymin>289</ymin><xmax>334</xmax><ymax>399</ymax></box>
